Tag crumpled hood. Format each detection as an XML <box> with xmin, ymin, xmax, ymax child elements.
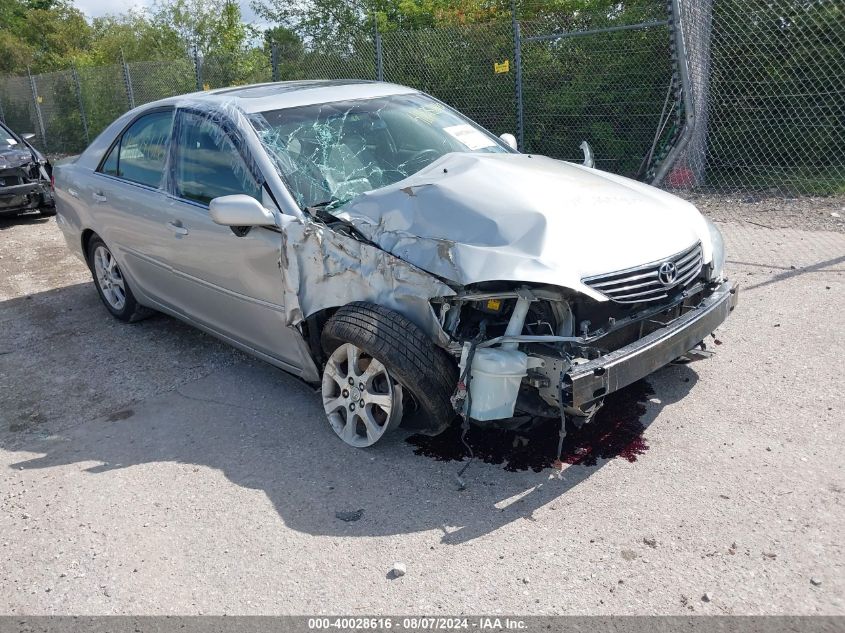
<box><xmin>0</xmin><ymin>146</ymin><xmax>35</xmax><ymax>169</ymax></box>
<box><xmin>336</xmin><ymin>153</ymin><xmax>712</xmax><ymax>297</ymax></box>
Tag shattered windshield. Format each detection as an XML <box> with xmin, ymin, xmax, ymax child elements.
<box><xmin>252</xmin><ymin>93</ymin><xmax>512</xmax><ymax>210</ymax></box>
<box><xmin>1</xmin><ymin>126</ymin><xmax>18</xmax><ymax>147</ymax></box>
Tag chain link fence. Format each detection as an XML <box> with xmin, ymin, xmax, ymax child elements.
<box><xmin>0</xmin><ymin>0</ymin><xmax>842</xmax><ymax>195</ymax></box>
<box><xmin>128</xmin><ymin>59</ymin><xmax>197</xmax><ymax>107</ymax></box>
<box><xmin>280</xmin><ymin>31</ymin><xmax>378</xmax><ymax>82</ymax></box>
<box><xmin>674</xmin><ymin>0</ymin><xmax>844</xmax><ymax>194</ymax></box>
<box><xmin>381</xmin><ymin>21</ymin><xmax>517</xmax><ymax>143</ymax></box>
<box><xmin>0</xmin><ymin>75</ymin><xmax>39</xmax><ymax>146</ymax></box>
<box><xmin>520</xmin><ymin>16</ymin><xmax>675</xmax><ymax>177</ymax></box>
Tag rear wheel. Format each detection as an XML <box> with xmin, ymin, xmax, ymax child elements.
<box><xmin>321</xmin><ymin>303</ymin><xmax>458</xmax><ymax>447</ymax></box>
<box><xmin>87</xmin><ymin>236</ymin><xmax>151</xmax><ymax>322</ymax></box>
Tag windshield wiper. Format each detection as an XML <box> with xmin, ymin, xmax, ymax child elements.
<box><xmin>304</xmin><ymin>199</ymin><xmax>374</xmax><ymax>246</ymax></box>
<box><xmin>305</xmin><ymin>196</ymin><xmax>350</xmax><ymax>212</ymax></box>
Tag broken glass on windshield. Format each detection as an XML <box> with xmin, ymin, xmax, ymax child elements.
<box><xmin>251</xmin><ymin>93</ymin><xmax>512</xmax><ymax>210</ymax></box>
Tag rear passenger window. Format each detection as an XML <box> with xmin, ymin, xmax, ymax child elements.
<box><xmin>99</xmin><ymin>110</ymin><xmax>173</xmax><ymax>188</ymax></box>
<box><xmin>101</xmin><ymin>144</ymin><xmax>118</xmax><ymax>176</ymax></box>
<box><xmin>173</xmin><ymin>111</ymin><xmax>261</xmax><ymax>206</ymax></box>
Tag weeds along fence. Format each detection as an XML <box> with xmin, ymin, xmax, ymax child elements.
<box><xmin>0</xmin><ymin>0</ymin><xmax>842</xmax><ymax>195</ymax></box>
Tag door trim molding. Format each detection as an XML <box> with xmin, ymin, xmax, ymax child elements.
<box><xmin>122</xmin><ymin>245</ymin><xmax>285</xmax><ymax>312</ymax></box>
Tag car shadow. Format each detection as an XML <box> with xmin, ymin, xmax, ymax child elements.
<box><xmin>1</xmin><ymin>283</ymin><xmax>700</xmax><ymax>545</ymax></box>
<box><xmin>730</xmin><ymin>254</ymin><xmax>845</xmax><ymax>292</ymax></box>
<box><xmin>0</xmin><ymin>212</ymin><xmax>51</xmax><ymax>230</ymax></box>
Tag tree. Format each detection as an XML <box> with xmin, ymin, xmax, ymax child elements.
<box><xmin>83</xmin><ymin>10</ymin><xmax>185</xmax><ymax>65</ymax></box>
<box><xmin>0</xmin><ymin>0</ymin><xmax>91</xmax><ymax>73</ymax></box>
<box><xmin>150</xmin><ymin>0</ymin><xmax>257</xmax><ymax>58</ymax></box>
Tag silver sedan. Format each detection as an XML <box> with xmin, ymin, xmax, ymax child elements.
<box><xmin>54</xmin><ymin>80</ymin><xmax>735</xmax><ymax>449</ymax></box>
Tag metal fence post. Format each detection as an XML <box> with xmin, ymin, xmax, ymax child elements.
<box><xmin>193</xmin><ymin>44</ymin><xmax>203</xmax><ymax>91</ymax></box>
<box><xmin>0</xmin><ymin>87</ymin><xmax>6</xmax><ymax>124</ymax></box>
<box><xmin>71</xmin><ymin>65</ymin><xmax>90</xmax><ymax>146</ymax></box>
<box><xmin>270</xmin><ymin>42</ymin><xmax>280</xmax><ymax>82</ymax></box>
<box><xmin>375</xmin><ymin>29</ymin><xmax>384</xmax><ymax>82</ymax></box>
<box><xmin>120</xmin><ymin>51</ymin><xmax>136</xmax><ymax>110</ymax></box>
<box><xmin>652</xmin><ymin>0</ymin><xmax>696</xmax><ymax>185</ymax></box>
<box><xmin>26</xmin><ymin>68</ymin><xmax>48</xmax><ymax>151</ymax></box>
<box><xmin>511</xmin><ymin>1</ymin><xmax>525</xmax><ymax>151</ymax></box>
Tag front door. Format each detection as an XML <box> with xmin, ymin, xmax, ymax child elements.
<box><xmin>157</xmin><ymin>109</ymin><xmax>306</xmax><ymax>370</ymax></box>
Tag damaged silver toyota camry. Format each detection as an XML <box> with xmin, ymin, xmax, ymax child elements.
<box><xmin>54</xmin><ymin>80</ymin><xmax>737</xmax><ymax>448</ymax></box>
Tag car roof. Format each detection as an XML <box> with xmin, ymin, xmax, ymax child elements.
<box><xmin>151</xmin><ymin>79</ymin><xmax>418</xmax><ymax>114</ymax></box>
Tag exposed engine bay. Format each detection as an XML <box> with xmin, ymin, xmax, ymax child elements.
<box><xmin>433</xmin><ymin>269</ymin><xmax>736</xmax><ymax>434</ymax></box>
<box><xmin>302</xmin><ymin>192</ymin><xmax>736</xmax><ymax>441</ymax></box>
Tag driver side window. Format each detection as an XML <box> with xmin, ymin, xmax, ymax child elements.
<box><xmin>172</xmin><ymin>111</ymin><xmax>262</xmax><ymax>206</ymax></box>
<box><xmin>99</xmin><ymin>110</ymin><xmax>174</xmax><ymax>188</ymax></box>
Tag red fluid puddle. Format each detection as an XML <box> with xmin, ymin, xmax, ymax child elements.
<box><xmin>407</xmin><ymin>380</ymin><xmax>654</xmax><ymax>472</ymax></box>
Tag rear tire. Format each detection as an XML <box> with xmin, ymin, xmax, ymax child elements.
<box><xmin>321</xmin><ymin>303</ymin><xmax>458</xmax><ymax>442</ymax></box>
<box><xmin>86</xmin><ymin>236</ymin><xmax>152</xmax><ymax>322</ymax></box>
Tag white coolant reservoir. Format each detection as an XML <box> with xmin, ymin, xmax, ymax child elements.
<box><xmin>459</xmin><ymin>345</ymin><xmax>540</xmax><ymax>421</ymax></box>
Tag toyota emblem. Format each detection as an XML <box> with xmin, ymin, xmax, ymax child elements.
<box><xmin>657</xmin><ymin>261</ymin><xmax>677</xmax><ymax>286</ymax></box>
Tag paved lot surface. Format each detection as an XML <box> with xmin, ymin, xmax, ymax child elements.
<box><xmin>0</xmin><ymin>204</ymin><xmax>843</xmax><ymax>615</ymax></box>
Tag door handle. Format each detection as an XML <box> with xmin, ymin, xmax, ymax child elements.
<box><xmin>166</xmin><ymin>220</ymin><xmax>189</xmax><ymax>237</ymax></box>
<box><xmin>93</xmin><ymin>191</ymin><xmax>107</xmax><ymax>203</ymax></box>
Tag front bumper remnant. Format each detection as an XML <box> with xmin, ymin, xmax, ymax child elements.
<box><xmin>0</xmin><ymin>180</ymin><xmax>52</xmax><ymax>215</ymax></box>
<box><xmin>564</xmin><ymin>281</ymin><xmax>738</xmax><ymax>408</ymax></box>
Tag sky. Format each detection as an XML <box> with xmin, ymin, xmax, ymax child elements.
<box><xmin>71</xmin><ymin>0</ymin><xmax>262</xmax><ymax>23</ymax></box>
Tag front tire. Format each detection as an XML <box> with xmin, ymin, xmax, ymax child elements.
<box><xmin>86</xmin><ymin>236</ymin><xmax>151</xmax><ymax>322</ymax></box>
<box><xmin>321</xmin><ymin>303</ymin><xmax>459</xmax><ymax>447</ymax></box>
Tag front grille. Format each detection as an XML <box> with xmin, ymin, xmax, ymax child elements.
<box><xmin>583</xmin><ymin>241</ymin><xmax>703</xmax><ymax>303</ymax></box>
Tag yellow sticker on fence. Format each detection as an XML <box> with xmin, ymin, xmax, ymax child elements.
<box><xmin>494</xmin><ymin>60</ymin><xmax>510</xmax><ymax>74</ymax></box>
<box><xmin>202</xmin><ymin>83</ymin><xmax>210</xmax><ymax>91</ymax></box>
<box><xmin>36</xmin><ymin>95</ymin><xmax>43</xmax><ymax>103</ymax></box>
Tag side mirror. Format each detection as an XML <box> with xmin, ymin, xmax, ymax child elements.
<box><xmin>209</xmin><ymin>195</ymin><xmax>276</xmax><ymax>230</ymax></box>
<box><xmin>21</xmin><ymin>133</ymin><xmax>36</xmax><ymax>141</ymax></box>
<box><xmin>499</xmin><ymin>133</ymin><xmax>518</xmax><ymax>151</ymax></box>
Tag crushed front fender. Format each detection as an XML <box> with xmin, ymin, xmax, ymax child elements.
<box><xmin>278</xmin><ymin>214</ymin><xmax>457</xmax><ymax>349</ymax></box>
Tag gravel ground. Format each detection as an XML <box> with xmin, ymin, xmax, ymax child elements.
<box><xmin>680</xmin><ymin>192</ymin><xmax>845</xmax><ymax>233</ymax></box>
<box><xmin>0</xmin><ymin>198</ymin><xmax>843</xmax><ymax>615</ymax></box>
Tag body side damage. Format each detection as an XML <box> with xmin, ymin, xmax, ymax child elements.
<box><xmin>277</xmin><ymin>214</ymin><xmax>456</xmax><ymax>350</ymax></box>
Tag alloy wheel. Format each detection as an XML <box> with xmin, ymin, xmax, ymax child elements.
<box><xmin>93</xmin><ymin>245</ymin><xmax>126</xmax><ymax>311</ymax></box>
<box><xmin>321</xmin><ymin>343</ymin><xmax>403</xmax><ymax>447</ymax></box>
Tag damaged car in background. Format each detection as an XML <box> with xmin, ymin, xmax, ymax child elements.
<box><xmin>53</xmin><ymin>80</ymin><xmax>737</xmax><ymax>450</ymax></box>
<box><xmin>0</xmin><ymin>121</ymin><xmax>54</xmax><ymax>218</ymax></box>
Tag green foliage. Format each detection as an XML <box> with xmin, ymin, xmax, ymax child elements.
<box><xmin>0</xmin><ymin>0</ymin><xmax>265</xmax><ymax>73</ymax></box>
<box><xmin>0</xmin><ymin>0</ymin><xmax>91</xmax><ymax>73</ymax></box>
<box><xmin>82</xmin><ymin>12</ymin><xmax>186</xmax><ymax>65</ymax></box>
<box><xmin>706</xmin><ymin>0</ymin><xmax>845</xmax><ymax>192</ymax></box>
<box><xmin>0</xmin><ymin>0</ymin><xmax>841</xmax><ymax>193</ymax></box>
<box><xmin>0</xmin><ymin>0</ymin><xmax>273</xmax><ymax>153</ymax></box>
<box><xmin>197</xmin><ymin>1</ymin><xmax>271</xmax><ymax>87</ymax></box>
<box><xmin>520</xmin><ymin>15</ymin><xmax>674</xmax><ymax>175</ymax></box>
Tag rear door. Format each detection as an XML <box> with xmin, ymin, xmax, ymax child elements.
<box><xmin>90</xmin><ymin>108</ymin><xmax>178</xmax><ymax>303</ymax></box>
<box><xmin>156</xmin><ymin>108</ymin><xmax>304</xmax><ymax>368</ymax></box>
